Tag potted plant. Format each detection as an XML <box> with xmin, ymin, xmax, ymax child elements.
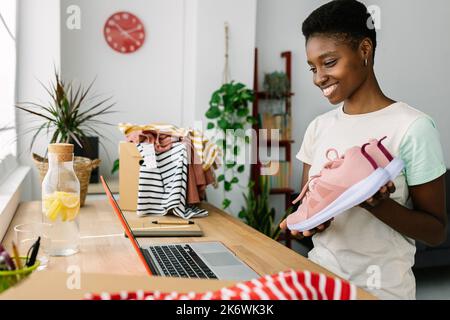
<box><xmin>16</xmin><ymin>71</ymin><xmax>115</xmax><ymax>206</ymax></box>
<box><xmin>238</xmin><ymin>176</ymin><xmax>290</xmax><ymax>240</ymax></box>
<box><xmin>205</xmin><ymin>81</ymin><xmax>256</xmax><ymax>210</ymax></box>
<box><xmin>263</xmin><ymin>71</ymin><xmax>290</xmax><ymax>100</ymax></box>
<box><xmin>262</xmin><ymin>71</ymin><xmax>291</xmax><ymax>141</ymax></box>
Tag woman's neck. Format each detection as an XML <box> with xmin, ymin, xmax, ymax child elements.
<box><xmin>343</xmin><ymin>72</ymin><xmax>396</xmax><ymax>115</ymax></box>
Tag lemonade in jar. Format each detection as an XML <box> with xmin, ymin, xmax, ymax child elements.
<box><xmin>42</xmin><ymin>143</ymin><xmax>80</xmax><ymax>256</ymax></box>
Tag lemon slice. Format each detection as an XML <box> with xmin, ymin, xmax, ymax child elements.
<box><xmin>43</xmin><ymin>194</ymin><xmax>55</xmax><ymax>211</ymax></box>
<box><xmin>46</xmin><ymin>198</ymin><xmax>62</xmax><ymax>221</ymax></box>
<box><xmin>43</xmin><ymin>192</ymin><xmax>80</xmax><ymax>222</ymax></box>
<box><xmin>65</xmin><ymin>206</ymin><xmax>79</xmax><ymax>221</ymax></box>
<box><xmin>57</xmin><ymin>192</ymin><xmax>80</xmax><ymax>208</ymax></box>
<box><xmin>60</xmin><ymin>207</ymin><xmax>68</xmax><ymax>222</ymax></box>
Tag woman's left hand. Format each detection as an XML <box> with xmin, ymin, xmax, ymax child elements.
<box><xmin>360</xmin><ymin>181</ymin><xmax>396</xmax><ymax>208</ymax></box>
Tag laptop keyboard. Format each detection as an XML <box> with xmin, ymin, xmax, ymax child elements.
<box><xmin>148</xmin><ymin>244</ymin><xmax>218</xmax><ymax>279</ymax></box>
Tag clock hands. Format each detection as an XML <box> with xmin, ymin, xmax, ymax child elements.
<box><xmin>123</xmin><ymin>25</ymin><xmax>143</xmax><ymax>34</ymax></box>
<box><xmin>110</xmin><ymin>20</ymin><xmax>126</xmax><ymax>33</ymax></box>
<box><xmin>110</xmin><ymin>20</ymin><xmax>140</xmax><ymax>45</ymax></box>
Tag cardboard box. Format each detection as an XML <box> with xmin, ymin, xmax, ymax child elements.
<box><xmin>119</xmin><ymin>142</ymin><xmax>142</xmax><ymax>211</ymax></box>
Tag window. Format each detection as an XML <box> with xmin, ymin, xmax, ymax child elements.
<box><xmin>0</xmin><ymin>0</ymin><xmax>17</xmax><ymax>161</ymax></box>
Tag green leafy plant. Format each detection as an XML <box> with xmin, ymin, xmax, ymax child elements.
<box><xmin>16</xmin><ymin>71</ymin><xmax>115</xmax><ymax>153</ymax></box>
<box><xmin>263</xmin><ymin>71</ymin><xmax>290</xmax><ymax>100</ymax></box>
<box><xmin>111</xmin><ymin>158</ymin><xmax>119</xmax><ymax>175</ymax></box>
<box><xmin>238</xmin><ymin>176</ymin><xmax>290</xmax><ymax>240</ymax></box>
<box><xmin>205</xmin><ymin>81</ymin><xmax>256</xmax><ymax>209</ymax></box>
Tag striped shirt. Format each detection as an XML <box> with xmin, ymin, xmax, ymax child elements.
<box><xmin>136</xmin><ymin>142</ymin><xmax>208</xmax><ymax>219</ymax></box>
<box><xmin>85</xmin><ymin>269</ymin><xmax>357</xmax><ymax>300</ymax></box>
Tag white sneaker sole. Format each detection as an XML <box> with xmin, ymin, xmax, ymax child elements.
<box><xmin>287</xmin><ymin>168</ymin><xmax>391</xmax><ymax>232</ymax></box>
<box><xmin>385</xmin><ymin>157</ymin><xmax>404</xmax><ymax>180</ymax></box>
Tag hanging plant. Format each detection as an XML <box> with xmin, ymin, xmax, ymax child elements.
<box><xmin>205</xmin><ymin>81</ymin><xmax>256</xmax><ymax>210</ymax></box>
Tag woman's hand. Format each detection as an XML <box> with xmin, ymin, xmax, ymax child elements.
<box><xmin>279</xmin><ymin>218</ymin><xmax>333</xmax><ymax>239</ymax></box>
<box><xmin>360</xmin><ymin>181</ymin><xmax>396</xmax><ymax>209</ymax></box>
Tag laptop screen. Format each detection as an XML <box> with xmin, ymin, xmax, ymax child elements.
<box><xmin>100</xmin><ymin>176</ymin><xmax>153</xmax><ymax>275</ymax></box>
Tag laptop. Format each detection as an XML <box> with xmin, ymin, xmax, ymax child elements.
<box><xmin>101</xmin><ymin>176</ymin><xmax>260</xmax><ymax>281</ymax></box>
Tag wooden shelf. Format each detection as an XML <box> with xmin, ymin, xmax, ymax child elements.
<box><xmin>270</xmin><ymin>188</ymin><xmax>294</xmax><ymax>195</ymax></box>
<box><xmin>261</xmin><ymin>139</ymin><xmax>294</xmax><ymax>146</ymax></box>
<box><xmin>252</xmin><ymin>48</ymin><xmax>295</xmax><ymax>249</ymax></box>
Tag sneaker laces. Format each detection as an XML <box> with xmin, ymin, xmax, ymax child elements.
<box><xmin>292</xmin><ymin>148</ymin><xmax>344</xmax><ymax>205</ymax></box>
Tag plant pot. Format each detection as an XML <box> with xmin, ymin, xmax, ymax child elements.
<box><xmin>32</xmin><ymin>153</ymin><xmax>101</xmax><ymax>207</ymax></box>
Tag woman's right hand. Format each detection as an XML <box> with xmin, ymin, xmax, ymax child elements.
<box><xmin>279</xmin><ymin>218</ymin><xmax>333</xmax><ymax>238</ymax></box>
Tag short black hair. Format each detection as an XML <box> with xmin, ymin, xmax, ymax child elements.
<box><xmin>302</xmin><ymin>0</ymin><xmax>377</xmax><ymax>59</ymax></box>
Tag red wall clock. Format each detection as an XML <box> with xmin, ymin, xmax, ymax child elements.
<box><xmin>104</xmin><ymin>11</ymin><xmax>146</xmax><ymax>54</ymax></box>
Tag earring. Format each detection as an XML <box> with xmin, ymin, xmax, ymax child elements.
<box><xmin>364</xmin><ymin>58</ymin><xmax>368</xmax><ymax>66</ymax></box>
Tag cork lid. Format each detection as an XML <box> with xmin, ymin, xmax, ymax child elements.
<box><xmin>48</xmin><ymin>143</ymin><xmax>74</xmax><ymax>162</ymax></box>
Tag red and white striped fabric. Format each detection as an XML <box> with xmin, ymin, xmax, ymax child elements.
<box><xmin>85</xmin><ymin>270</ymin><xmax>357</xmax><ymax>300</ymax></box>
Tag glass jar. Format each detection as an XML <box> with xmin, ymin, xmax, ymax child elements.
<box><xmin>41</xmin><ymin>143</ymin><xmax>80</xmax><ymax>256</ymax></box>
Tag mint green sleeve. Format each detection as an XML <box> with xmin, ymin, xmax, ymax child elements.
<box><xmin>399</xmin><ymin>116</ymin><xmax>446</xmax><ymax>186</ymax></box>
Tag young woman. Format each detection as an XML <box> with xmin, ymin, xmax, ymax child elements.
<box><xmin>280</xmin><ymin>0</ymin><xmax>447</xmax><ymax>299</ymax></box>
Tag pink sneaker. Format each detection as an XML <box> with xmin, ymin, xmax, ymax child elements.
<box><xmin>287</xmin><ymin>145</ymin><xmax>391</xmax><ymax>232</ymax></box>
<box><xmin>364</xmin><ymin>136</ymin><xmax>404</xmax><ymax>180</ymax></box>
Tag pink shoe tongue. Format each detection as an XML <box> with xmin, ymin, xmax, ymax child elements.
<box><xmin>326</xmin><ymin>158</ymin><xmax>344</xmax><ymax>169</ymax></box>
<box><xmin>345</xmin><ymin>146</ymin><xmax>361</xmax><ymax>158</ymax></box>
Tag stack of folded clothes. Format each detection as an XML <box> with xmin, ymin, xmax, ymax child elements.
<box><xmin>119</xmin><ymin>123</ymin><xmax>221</xmax><ymax>219</ymax></box>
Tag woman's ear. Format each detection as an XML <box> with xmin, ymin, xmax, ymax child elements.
<box><xmin>359</xmin><ymin>38</ymin><xmax>373</xmax><ymax>64</ymax></box>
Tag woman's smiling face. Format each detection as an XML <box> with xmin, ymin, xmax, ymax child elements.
<box><xmin>306</xmin><ymin>35</ymin><xmax>369</xmax><ymax>105</ymax></box>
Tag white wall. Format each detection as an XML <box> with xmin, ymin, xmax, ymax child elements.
<box><xmin>256</xmin><ymin>0</ymin><xmax>450</xmax><ymax>200</ymax></box>
<box><xmin>16</xmin><ymin>0</ymin><xmax>258</xmax><ymax>215</ymax></box>
<box><xmin>60</xmin><ymin>0</ymin><xmax>186</xmax><ymax>182</ymax></box>
<box><xmin>193</xmin><ymin>0</ymin><xmax>257</xmax><ymax>215</ymax></box>
<box><xmin>60</xmin><ymin>0</ymin><xmax>256</xmax><ymax>216</ymax></box>
<box><xmin>371</xmin><ymin>0</ymin><xmax>450</xmax><ymax>163</ymax></box>
<box><xmin>16</xmin><ymin>0</ymin><xmax>61</xmax><ymax>200</ymax></box>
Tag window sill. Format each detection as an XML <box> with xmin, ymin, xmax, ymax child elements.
<box><xmin>0</xmin><ymin>162</ymin><xmax>30</xmax><ymax>242</ymax></box>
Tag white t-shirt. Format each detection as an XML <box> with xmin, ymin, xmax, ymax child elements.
<box><xmin>296</xmin><ymin>101</ymin><xmax>446</xmax><ymax>300</ymax></box>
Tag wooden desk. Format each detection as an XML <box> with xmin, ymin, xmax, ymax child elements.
<box><xmin>87</xmin><ymin>178</ymin><xmax>119</xmax><ymax>194</ymax></box>
<box><xmin>0</xmin><ymin>200</ymin><xmax>375</xmax><ymax>300</ymax></box>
